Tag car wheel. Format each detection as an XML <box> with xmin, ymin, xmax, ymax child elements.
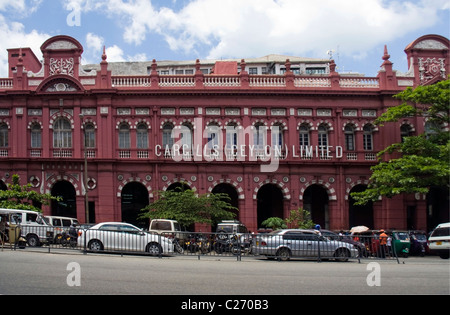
<box><xmin>27</xmin><ymin>234</ymin><xmax>40</xmax><ymax>247</ymax></box>
<box><xmin>334</xmin><ymin>248</ymin><xmax>350</xmax><ymax>262</ymax></box>
<box><xmin>88</xmin><ymin>240</ymin><xmax>103</xmax><ymax>252</ymax></box>
<box><xmin>276</xmin><ymin>248</ymin><xmax>291</xmax><ymax>261</ymax></box>
<box><xmin>147</xmin><ymin>242</ymin><xmax>162</xmax><ymax>256</ymax></box>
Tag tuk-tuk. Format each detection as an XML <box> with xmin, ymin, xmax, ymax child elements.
<box><xmin>409</xmin><ymin>230</ymin><xmax>428</xmax><ymax>256</ymax></box>
<box><xmin>0</xmin><ymin>210</ymin><xmax>27</xmax><ymax>249</ymax></box>
<box><xmin>390</xmin><ymin>230</ymin><xmax>411</xmax><ymax>258</ymax></box>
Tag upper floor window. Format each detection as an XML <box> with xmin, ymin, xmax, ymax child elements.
<box><xmin>30</xmin><ymin>123</ymin><xmax>42</xmax><ymax>148</ymax></box>
<box><xmin>226</xmin><ymin>123</ymin><xmax>238</xmax><ymax>149</ymax></box>
<box><xmin>53</xmin><ymin>118</ymin><xmax>72</xmax><ymax>148</ymax></box>
<box><xmin>118</xmin><ymin>123</ymin><xmax>130</xmax><ymax>149</ymax></box>
<box><xmin>318</xmin><ymin>125</ymin><xmax>328</xmax><ymax>148</ymax></box>
<box><xmin>299</xmin><ymin>124</ymin><xmax>310</xmax><ymax>147</ymax></box>
<box><xmin>253</xmin><ymin>123</ymin><xmax>266</xmax><ymax>149</ymax></box>
<box><xmin>363</xmin><ymin>124</ymin><xmax>374</xmax><ymax>151</ymax></box>
<box><xmin>344</xmin><ymin>125</ymin><xmax>355</xmax><ymax>151</ymax></box>
<box><xmin>136</xmin><ymin>123</ymin><xmax>148</xmax><ymax>149</ymax></box>
<box><xmin>180</xmin><ymin>123</ymin><xmax>193</xmax><ymax>151</ymax></box>
<box><xmin>162</xmin><ymin>123</ymin><xmax>174</xmax><ymax>148</ymax></box>
<box><xmin>206</xmin><ymin>123</ymin><xmax>220</xmax><ymax>149</ymax></box>
<box><xmin>0</xmin><ymin>123</ymin><xmax>8</xmax><ymax>148</ymax></box>
<box><xmin>400</xmin><ymin>124</ymin><xmax>413</xmax><ymax>143</ymax></box>
<box><xmin>84</xmin><ymin>123</ymin><xmax>96</xmax><ymax>148</ymax></box>
<box><xmin>272</xmin><ymin>123</ymin><xmax>284</xmax><ymax>148</ymax></box>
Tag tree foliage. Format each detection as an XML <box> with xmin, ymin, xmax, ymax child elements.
<box><xmin>140</xmin><ymin>186</ymin><xmax>237</xmax><ymax>227</ymax></box>
<box><xmin>351</xmin><ymin>78</ymin><xmax>450</xmax><ymax>205</ymax></box>
<box><xmin>261</xmin><ymin>217</ymin><xmax>287</xmax><ymax>230</ymax></box>
<box><xmin>0</xmin><ymin>174</ymin><xmax>59</xmax><ymax>211</ymax></box>
<box><xmin>261</xmin><ymin>208</ymin><xmax>315</xmax><ymax>230</ymax></box>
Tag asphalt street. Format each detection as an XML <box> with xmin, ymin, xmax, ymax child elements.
<box><xmin>0</xmin><ymin>249</ymin><xmax>448</xmax><ymax>296</ymax></box>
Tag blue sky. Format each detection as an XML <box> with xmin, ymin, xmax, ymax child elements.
<box><xmin>0</xmin><ymin>0</ymin><xmax>448</xmax><ymax>77</ymax></box>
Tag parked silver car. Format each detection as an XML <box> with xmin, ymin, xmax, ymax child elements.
<box><xmin>253</xmin><ymin>229</ymin><xmax>359</xmax><ymax>261</ymax></box>
<box><xmin>78</xmin><ymin>222</ymin><xmax>173</xmax><ymax>255</ymax></box>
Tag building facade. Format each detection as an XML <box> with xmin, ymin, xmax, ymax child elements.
<box><xmin>0</xmin><ymin>34</ymin><xmax>448</xmax><ymax>232</ymax></box>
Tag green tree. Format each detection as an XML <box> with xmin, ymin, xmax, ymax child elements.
<box><xmin>0</xmin><ymin>174</ymin><xmax>59</xmax><ymax>211</ymax></box>
<box><xmin>351</xmin><ymin>78</ymin><xmax>450</xmax><ymax>205</ymax></box>
<box><xmin>140</xmin><ymin>186</ymin><xmax>237</xmax><ymax>227</ymax></box>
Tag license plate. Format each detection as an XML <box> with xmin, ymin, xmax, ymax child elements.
<box><xmin>436</xmin><ymin>241</ymin><xmax>442</xmax><ymax>245</ymax></box>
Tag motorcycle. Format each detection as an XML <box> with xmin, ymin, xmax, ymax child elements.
<box><xmin>173</xmin><ymin>237</ymin><xmax>184</xmax><ymax>254</ymax></box>
<box><xmin>214</xmin><ymin>234</ymin><xmax>240</xmax><ymax>255</ymax></box>
<box><xmin>58</xmin><ymin>225</ymin><xmax>78</xmax><ymax>248</ymax></box>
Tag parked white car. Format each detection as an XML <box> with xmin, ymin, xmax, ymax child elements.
<box><xmin>78</xmin><ymin>222</ymin><xmax>173</xmax><ymax>255</ymax></box>
<box><xmin>428</xmin><ymin>222</ymin><xmax>450</xmax><ymax>259</ymax></box>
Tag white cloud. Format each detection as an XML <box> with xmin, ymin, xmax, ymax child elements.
<box><xmin>0</xmin><ymin>15</ymin><xmax>49</xmax><ymax>77</ymax></box>
<box><xmin>89</xmin><ymin>0</ymin><xmax>448</xmax><ymax>61</ymax></box>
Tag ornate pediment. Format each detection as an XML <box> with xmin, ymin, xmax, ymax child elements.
<box><xmin>36</xmin><ymin>75</ymin><xmax>84</xmax><ymax>94</ymax></box>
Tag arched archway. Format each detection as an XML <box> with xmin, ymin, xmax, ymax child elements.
<box><xmin>303</xmin><ymin>184</ymin><xmax>329</xmax><ymax>229</ymax></box>
<box><xmin>257</xmin><ymin>184</ymin><xmax>284</xmax><ymax>228</ymax></box>
<box><xmin>51</xmin><ymin>181</ymin><xmax>77</xmax><ymax>218</ymax></box>
<box><xmin>121</xmin><ymin>182</ymin><xmax>149</xmax><ymax>228</ymax></box>
<box><xmin>348</xmin><ymin>185</ymin><xmax>373</xmax><ymax>229</ymax></box>
<box><xmin>212</xmin><ymin>183</ymin><xmax>239</xmax><ymax>219</ymax></box>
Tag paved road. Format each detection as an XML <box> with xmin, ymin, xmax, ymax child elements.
<box><xmin>0</xmin><ymin>249</ymin><xmax>448</xmax><ymax>296</ymax></box>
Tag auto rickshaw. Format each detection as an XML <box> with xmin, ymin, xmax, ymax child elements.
<box><xmin>409</xmin><ymin>230</ymin><xmax>428</xmax><ymax>256</ymax></box>
<box><xmin>0</xmin><ymin>210</ymin><xmax>27</xmax><ymax>249</ymax></box>
<box><xmin>390</xmin><ymin>230</ymin><xmax>411</xmax><ymax>258</ymax></box>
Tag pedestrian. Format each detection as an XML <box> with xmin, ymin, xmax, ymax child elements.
<box><xmin>386</xmin><ymin>233</ymin><xmax>392</xmax><ymax>257</ymax></box>
<box><xmin>379</xmin><ymin>229</ymin><xmax>388</xmax><ymax>258</ymax></box>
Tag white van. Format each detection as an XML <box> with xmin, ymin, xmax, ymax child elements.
<box><xmin>0</xmin><ymin>208</ymin><xmax>54</xmax><ymax>247</ymax></box>
<box><xmin>45</xmin><ymin>216</ymin><xmax>79</xmax><ymax>229</ymax></box>
<box><xmin>428</xmin><ymin>222</ymin><xmax>450</xmax><ymax>259</ymax></box>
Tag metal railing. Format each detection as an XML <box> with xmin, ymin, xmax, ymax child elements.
<box><xmin>2</xmin><ymin>226</ymin><xmax>405</xmax><ymax>263</ymax></box>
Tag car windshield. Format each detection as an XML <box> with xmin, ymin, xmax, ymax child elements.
<box><xmin>413</xmin><ymin>234</ymin><xmax>427</xmax><ymax>241</ymax></box>
<box><xmin>431</xmin><ymin>227</ymin><xmax>450</xmax><ymax>237</ymax></box>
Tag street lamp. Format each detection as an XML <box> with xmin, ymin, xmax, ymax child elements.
<box><xmin>79</xmin><ymin>113</ymin><xmax>89</xmax><ymax>223</ymax></box>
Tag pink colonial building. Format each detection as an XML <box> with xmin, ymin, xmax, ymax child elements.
<box><xmin>0</xmin><ymin>34</ymin><xmax>448</xmax><ymax>232</ymax></box>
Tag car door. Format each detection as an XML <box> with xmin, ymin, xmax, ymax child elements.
<box><xmin>282</xmin><ymin>231</ymin><xmax>304</xmax><ymax>257</ymax></box>
<box><xmin>118</xmin><ymin>224</ymin><xmax>146</xmax><ymax>251</ymax></box>
<box><xmin>298</xmin><ymin>232</ymin><xmax>320</xmax><ymax>257</ymax></box>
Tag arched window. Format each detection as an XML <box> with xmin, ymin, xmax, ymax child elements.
<box><xmin>162</xmin><ymin>123</ymin><xmax>174</xmax><ymax>149</ymax></box>
<box><xmin>136</xmin><ymin>123</ymin><xmax>148</xmax><ymax>149</ymax></box>
<box><xmin>31</xmin><ymin>123</ymin><xmax>42</xmax><ymax>148</ymax></box>
<box><xmin>118</xmin><ymin>123</ymin><xmax>130</xmax><ymax>149</ymax></box>
<box><xmin>318</xmin><ymin>125</ymin><xmax>328</xmax><ymax>148</ymax></box>
<box><xmin>344</xmin><ymin>125</ymin><xmax>355</xmax><ymax>151</ymax></box>
<box><xmin>53</xmin><ymin>118</ymin><xmax>72</xmax><ymax>148</ymax></box>
<box><xmin>363</xmin><ymin>124</ymin><xmax>374</xmax><ymax>151</ymax></box>
<box><xmin>84</xmin><ymin>123</ymin><xmax>95</xmax><ymax>148</ymax></box>
<box><xmin>299</xmin><ymin>124</ymin><xmax>310</xmax><ymax>147</ymax></box>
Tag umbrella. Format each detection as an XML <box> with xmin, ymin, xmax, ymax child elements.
<box><xmin>350</xmin><ymin>225</ymin><xmax>369</xmax><ymax>233</ymax></box>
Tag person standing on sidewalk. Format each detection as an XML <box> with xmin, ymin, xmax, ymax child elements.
<box><xmin>379</xmin><ymin>229</ymin><xmax>388</xmax><ymax>258</ymax></box>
